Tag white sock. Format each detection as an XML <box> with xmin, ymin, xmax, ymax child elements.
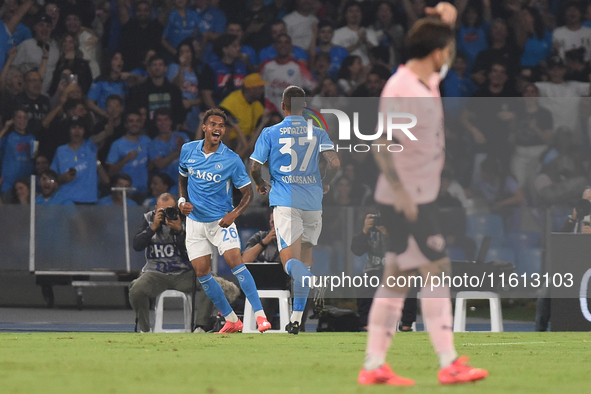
<box><xmin>291</xmin><ymin>311</ymin><xmax>303</xmax><ymax>323</ymax></box>
<box><xmin>439</xmin><ymin>349</ymin><xmax>458</xmax><ymax>369</ymax></box>
<box><xmin>254</xmin><ymin>310</ymin><xmax>266</xmax><ymax>319</ymax></box>
<box><xmin>364</xmin><ymin>354</ymin><xmax>385</xmax><ymax>371</ymax></box>
<box><xmin>225</xmin><ymin>311</ymin><xmax>239</xmax><ymax>323</ymax></box>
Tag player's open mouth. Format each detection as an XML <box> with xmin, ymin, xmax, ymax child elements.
<box><xmin>212</xmin><ymin>132</ymin><xmax>221</xmax><ymax>138</ymax></box>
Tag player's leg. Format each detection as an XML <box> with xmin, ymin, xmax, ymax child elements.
<box><xmin>186</xmin><ymin>218</ymin><xmax>241</xmax><ymax>333</ymax></box>
<box><xmin>359</xmin><ymin>255</ymin><xmax>415</xmax><ymax>386</ymax></box>
<box><xmin>128</xmin><ymin>272</ymin><xmax>170</xmax><ymax>333</ymax></box>
<box><xmin>411</xmin><ymin>203</ymin><xmax>488</xmax><ymax>384</ymax></box>
<box><xmin>275</xmin><ymin>206</ymin><xmax>312</xmax><ymax>332</ymax></box>
<box><xmin>223</xmin><ymin>246</ymin><xmax>272</xmax><ymax>332</ymax></box>
<box><xmin>175</xmin><ymin>270</ymin><xmax>215</xmax><ymax>332</ymax></box>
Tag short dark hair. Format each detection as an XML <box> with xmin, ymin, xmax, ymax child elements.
<box><xmin>147</xmin><ymin>53</ymin><xmax>166</xmax><ymax>66</ymax></box>
<box><xmin>213</xmin><ymin>34</ymin><xmax>238</xmax><ymax>59</ymax></box>
<box><xmin>152</xmin><ymin>173</ymin><xmax>174</xmax><ymax>190</ymax></box>
<box><xmin>282</xmin><ymin>85</ymin><xmax>306</xmax><ymax>113</ymax></box>
<box><xmin>125</xmin><ymin>109</ymin><xmax>142</xmax><ymax>121</ymax></box>
<box><xmin>111</xmin><ymin>173</ymin><xmax>133</xmax><ymax>187</ymax></box>
<box><xmin>203</xmin><ymin>108</ymin><xmax>227</xmax><ymax>125</ymax></box>
<box><xmin>63</xmin><ymin>98</ymin><xmax>83</xmax><ymax>114</ymax></box>
<box><xmin>369</xmin><ymin>64</ymin><xmax>391</xmax><ymax>81</ymax></box>
<box><xmin>41</xmin><ymin>169</ymin><xmax>59</xmax><ymax>182</ymax></box>
<box><xmin>275</xmin><ymin>33</ymin><xmax>291</xmax><ymax>44</ymax></box>
<box><xmin>318</xmin><ymin>20</ymin><xmax>334</xmax><ymax>30</ymax></box>
<box><xmin>106</xmin><ymin>94</ymin><xmax>123</xmax><ymax>106</ymax></box>
<box><xmin>406</xmin><ymin>18</ymin><xmax>455</xmax><ymax>60</ymax></box>
<box><xmin>154</xmin><ymin>107</ymin><xmax>172</xmax><ymax>120</ymax></box>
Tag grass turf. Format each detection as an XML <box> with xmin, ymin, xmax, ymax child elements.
<box><xmin>0</xmin><ymin>332</ymin><xmax>589</xmax><ymax>393</ymax></box>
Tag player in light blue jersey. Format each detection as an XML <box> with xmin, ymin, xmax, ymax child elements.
<box><xmin>178</xmin><ymin>108</ymin><xmax>271</xmax><ymax>333</ymax></box>
<box><xmin>250</xmin><ymin>86</ymin><xmax>340</xmax><ymax>334</ymax></box>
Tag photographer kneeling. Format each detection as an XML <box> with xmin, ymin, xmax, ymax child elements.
<box><xmin>130</xmin><ymin>193</ymin><xmax>239</xmax><ymax>332</ymax></box>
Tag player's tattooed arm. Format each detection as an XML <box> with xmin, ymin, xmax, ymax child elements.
<box><xmin>219</xmin><ymin>185</ymin><xmax>253</xmax><ymax>227</ymax></box>
<box><xmin>250</xmin><ymin>160</ymin><xmax>271</xmax><ymax>195</ymax></box>
<box><xmin>321</xmin><ymin>149</ymin><xmax>340</xmax><ymax>194</ymax></box>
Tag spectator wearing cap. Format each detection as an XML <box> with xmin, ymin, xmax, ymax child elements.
<box><xmin>14</xmin><ymin>69</ymin><xmax>51</xmax><ymax>137</ymax></box>
<box><xmin>258</xmin><ymin>20</ymin><xmax>309</xmax><ymax>66</ymax></box>
<box><xmin>36</xmin><ymin>169</ymin><xmax>74</xmax><ymax>205</ymax></box>
<box><xmin>553</xmin><ymin>1</ymin><xmax>591</xmax><ymax>62</ymax></box>
<box><xmin>13</xmin><ymin>13</ymin><xmax>60</xmax><ymax>94</ymax></box>
<box><xmin>50</xmin><ymin>116</ymin><xmax>114</xmax><ymax>204</ymax></box>
<box><xmin>311</xmin><ymin>20</ymin><xmax>349</xmax><ymax>79</ymax></box>
<box><xmin>219</xmin><ymin>72</ymin><xmax>268</xmax><ymax>157</ymax></box>
<box><xmin>64</xmin><ymin>10</ymin><xmax>100</xmax><ymax>79</ymax></box>
<box><xmin>535</xmin><ymin>55</ymin><xmax>591</xmax><ymax>138</ymax></box>
<box><xmin>97</xmin><ymin>173</ymin><xmax>138</xmax><ymax>206</ymax></box>
<box><xmin>105</xmin><ymin>110</ymin><xmax>151</xmax><ymax>199</ymax></box>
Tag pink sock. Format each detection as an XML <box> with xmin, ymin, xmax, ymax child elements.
<box><xmin>364</xmin><ymin>287</ymin><xmax>405</xmax><ymax>370</ymax></box>
<box><xmin>420</xmin><ymin>285</ymin><xmax>456</xmax><ymax>364</ymax></box>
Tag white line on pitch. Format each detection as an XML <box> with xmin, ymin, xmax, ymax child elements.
<box><xmin>462</xmin><ymin>341</ymin><xmax>549</xmax><ymax>346</ymax></box>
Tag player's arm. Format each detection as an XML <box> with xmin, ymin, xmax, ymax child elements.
<box><xmin>178</xmin><ymin>164</ymin><xmax>194</xmax><ymax>216</ymax></box>
<box><xmin>250</xmin><ymin>160</ymin><xmax>271</xmax><ymax>195</ymax></box>
<box><xmin>321</xmin><ymin>150</ymin><xmax>340</xmax><ymax>194</ymax></box>
<box><xmin>219</xmin><ymin>184</ymin><xmax>253</xmax><ymax>228</ymax></box>
<box><xmin>372</xmin><ymin>135</ymin><xmax>418</xmax><ymax>222</ymax></box>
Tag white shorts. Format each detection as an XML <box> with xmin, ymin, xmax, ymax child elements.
<box><xmin>273</xmin><ymin>206</ymin><xmax>322</xmax><ymax>251</ymax></box>
<box><xmin>185</xmin><ymin>217</ymin><xmax>241</xmax><ymax>260</ymax></box>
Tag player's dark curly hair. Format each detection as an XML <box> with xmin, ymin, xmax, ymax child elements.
<box><xmin>202</xmin><ymin>108</ymin><xmax>227</xmax><ymax>125</ymax></box>
<box><xmin>406</xmin><ymin>18</ymin><xmax>455</xmax><ymax>60</ymax></box>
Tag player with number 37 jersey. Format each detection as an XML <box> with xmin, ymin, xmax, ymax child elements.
<box><xmin>250</xmin><ymin>86</ymin><xmax>340</xmax><ymax>334</ymax></box>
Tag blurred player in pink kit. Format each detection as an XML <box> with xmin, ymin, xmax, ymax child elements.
<box><xmin>358</xmin><ymin>2</ymin><xmax>488</xmax><ymax>386</ymax></box>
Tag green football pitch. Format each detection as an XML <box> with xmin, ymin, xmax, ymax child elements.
<box><xmin>1</xmin><ymin>332</ymin><xmax>589</xmax><ymax>393</ymax></box>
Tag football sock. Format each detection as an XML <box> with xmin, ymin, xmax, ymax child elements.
<box><xmin>420</xmin><ymin>285</ymin><xmax>457</xmax><ymax>368</ymax></box>
<box><xmin>254</xmin><ymin>310</ymin><xmax>266</xmax><ymax>319</ymax></box>
<box><xmin>285</xmin><ymin>258</ymin><xmax>311</xmax><ymax>320</ymax></box>
<box><xmin>232</xmin><ymin>264</ymin><xmax>264</xmax><ymax>314</ymax></box>
<box><xmin>291</xmin><ymin>311</ymin><xmax>303</xmax><ymax>323</ymax></box>
<box><xmin>364</xmin><ymin>287</ymin><xmax>405</xmax><ymax>371</ymax></box>
<box><xmin>198</xmin><ymin>273</ymin><xmax>233</xmax><ymax>317</ymax></box>
<box><xmin>225</xmin><ymin>311</ymin><xmax>239</xmax><ymax>323</ymax></box>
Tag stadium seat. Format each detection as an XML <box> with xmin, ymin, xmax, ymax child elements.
<box><xmin>447</xmin><ymin>246</ymin><xmax>467</xmax><ymax>261</ymax></box>
<box><xmin>153</xmin><ymin>290</ymin><xmax>192</xmax><ymax>333</ymax></box>
<box><xmin>515</xmin><ymin>247</ymin><xmax>542</xmax><ymax>276</ymax></box>
<box><xmin>505</xmin><ymin>231</ymin><xmax>541</xmax><ymax>249</ymax></box>
<box><xmin>453</xmin><ymin>291</ymin><xmax>503</xmax><ymax>332</ymax></box>
<box><xmin>466</xmin><ymin>214</ymin><xmax>506</xmax><ymax>247</ymax></box>
<box><xmin>311</xmin><ymin>246</ymin><xmax>333</xmax><ymax>276</ymax></box>
<box><xmin>243</xmin><ymin>290</ymin><xmax>291</xmax><ymax>333</ymax></box>
<box><xmin>486</xmin><ymin>247</ymin><xmax>515</xmax><ymax>264</ymax></box>
<box><xmin>239</xmin><ymin>228</ymin><xmax>259</xmax><ymax>250</ymax></box>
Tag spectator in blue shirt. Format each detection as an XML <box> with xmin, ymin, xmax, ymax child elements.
<box><xmin>312</xmin><ymin>20</ymin><xmax>349</xmax><ymax>79</ymax></box>
<box><xmin>147</xmin><ymin>108</ymin><xmax>188</xmax><ymax>195</ymax></box>
<box><xmin>258</xmin><ymin>20</ymin><xmax>309</xmax><ymax>66</ymax></box>
<box><xmin>0</xmin><ymin>0</ymin><xmax>33</xmax><ymax>71</ymax></box>
<box><xmin>204</xmin><ymin>22</ymin><xmax>259</xmax><ymax>71</ymax></box>
<box><xmin>161</xmin><ymin>0</ymin><xmax>200</xmax><ymax>57</ymax></box>
<box><xmin>514</xmin><ymin>6</ymin><xmax>553</xmax><ymax>68</ymax></box>
<box><xmin>0</xmin><ymin>108</ymin><xmax>35</xmax><ymax>201</ymax></box>
<box><xmin>106</xmin><ymin>110</ymin><xmax>151</xmax><ymax>199</ymax></box>
<box><xmin>35</xmin><ymin>169</ymin><xmax>74</xmax><ymax>205</ymax></box>
<box><xmin>87</xmin><ymin>52</ymin><xmax>128</xmax><ymax>118</ymax></box>
<box><xmin>209</xmin><ymin>33</ymin><xmax>247</xmax><ymax>104</ymax></box>
<box><xmin>51</xmin><ymin>116</ymin><xmax>115</xmax><ymax>204</ymax></box>
<box><xmin>97</xmin><ymin>173</ymin><xmax>138</xmax><ymax>206</ymax></box>
<box><xmin>456</xmin><ymin>0</ymin><xmax>491</xmax><ymax>72</ymax></box>
<box><xmin>166</xmin><ymin>39</ymin><xmax>203</xmax><ymax>132</ymax></box>
<box><xmin>195</xmin><ymin>0</ymin><xmax>226</xmax><ymax>41</ymax></box>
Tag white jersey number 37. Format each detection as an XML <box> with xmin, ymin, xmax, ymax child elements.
<box><xmin>278</xmin><ymin>136</ymin><xmax>316</xmax><ymax>173</ymax></box>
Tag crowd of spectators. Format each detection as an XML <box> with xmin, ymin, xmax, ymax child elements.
<box><xmin>0</xmin><ymin>0</ymin><xmax>589</xmax><ymax>220</ymax></box>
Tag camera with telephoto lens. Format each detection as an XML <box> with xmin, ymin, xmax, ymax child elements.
<box><xmin>162</xmin><ymin>207</ymin><xmax>179</xmax><ymax>222</ymax></box>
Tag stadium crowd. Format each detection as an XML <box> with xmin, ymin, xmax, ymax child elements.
<box><xmin>0</xmin><ymin>0</ymin><xmax>588</xmax><ymax>227</ymax></box>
